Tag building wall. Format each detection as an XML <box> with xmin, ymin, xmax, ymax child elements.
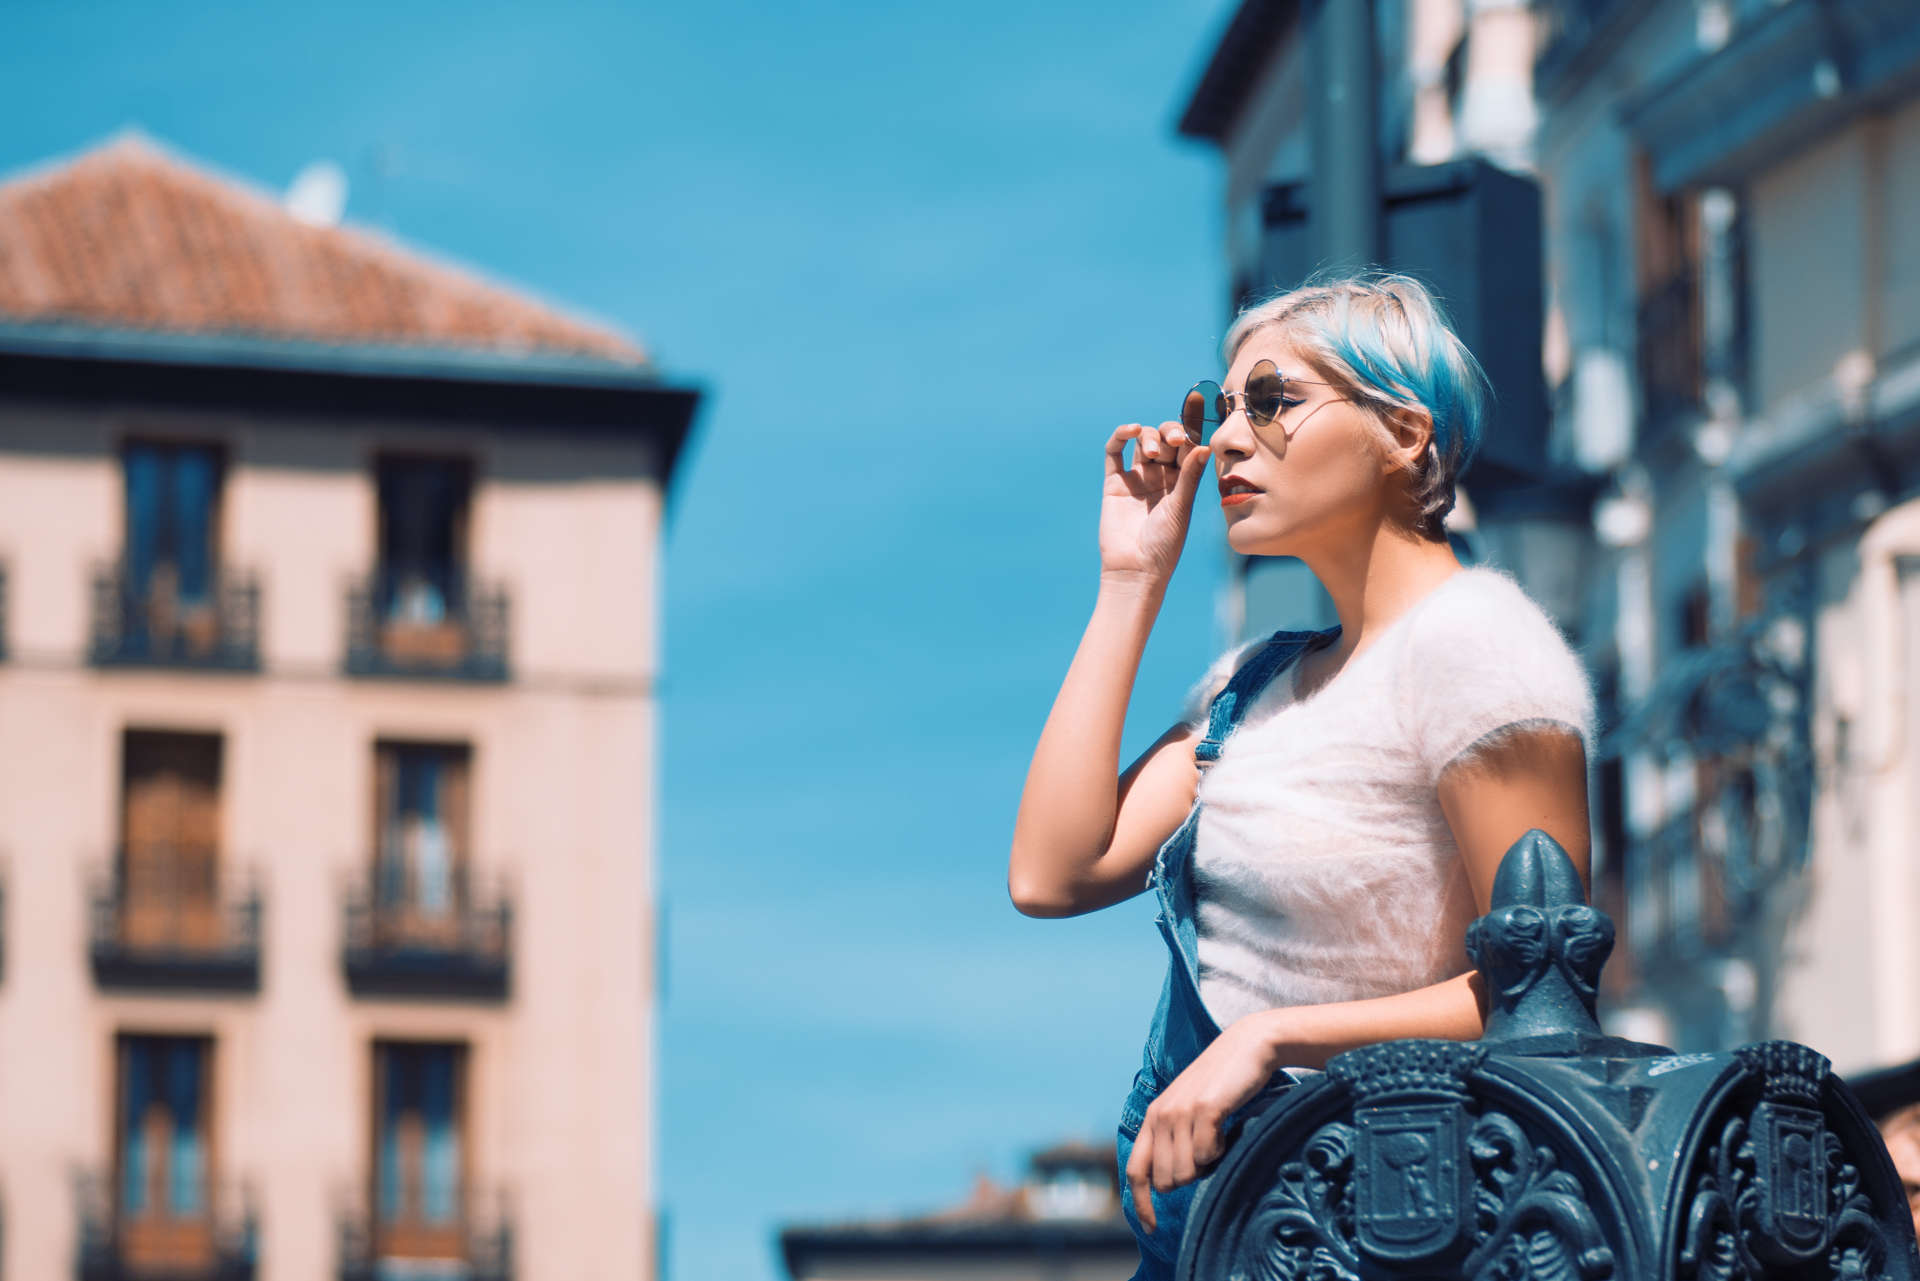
<box><xmin>1191</xmin><ymin>0</ymin><xmax>1920</xmax><ymax>1059</ymax></box>
<box><xmin>1748</xmin><ymin>126</ymin><xmax>1871</xmax><ymax>410</ymax></box>
<box><xmin>0</xmin><ymin>398</ymin><xmax>659</xmax><ymax>1281</ymax></box>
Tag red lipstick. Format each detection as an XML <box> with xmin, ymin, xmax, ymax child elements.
<box><xmin>1219</xmin><ymin>475</ymin><xmax>1262</xmax><ymax>507</ymax></box>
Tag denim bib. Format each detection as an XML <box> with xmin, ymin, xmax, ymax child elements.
<box><xmin>1116</xmin><ymin>625</ymin><xmax>1338</xmax><ymax>1281</ymax></box>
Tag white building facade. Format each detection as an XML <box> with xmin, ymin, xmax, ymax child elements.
<box><xmin>1178</xmin><ymin>0</ymin><xmax>1920</xmax><ymax>1066</ymax></box>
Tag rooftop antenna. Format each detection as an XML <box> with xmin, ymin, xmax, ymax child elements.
<box><xmin>285</xmin><ymin>159</ymin><xmax>348</xmax><ymax>227</ymax></box>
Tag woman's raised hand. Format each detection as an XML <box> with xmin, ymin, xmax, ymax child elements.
<box><xmin>1100</xmin><ymin>421</ymin><xmax>1212</xmax><ymax>590</ymax></box>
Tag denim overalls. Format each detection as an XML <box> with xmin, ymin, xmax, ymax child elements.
<box><xmin>1116</xmin><ymin>626</ymin><xmax>1338</xmax><ymax>1281</ymax></box>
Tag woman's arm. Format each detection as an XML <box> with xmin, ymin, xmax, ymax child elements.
<box><xmin>1008</xmin><ymin>421</ymin><xmax>1213</xmax><ymax>918</ymax></box>
<box><xmin>1125</xmin><ymin>726</ymin><xmax>1590</xmax><ymax>1228</ymax></box>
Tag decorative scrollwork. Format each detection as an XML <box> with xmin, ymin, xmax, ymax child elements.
<box><xmin>1465</xmin><ymin>1112</ymin><xmax>1615</xmax><ymax>1281</ymax></box>
<box><xmin>1677</xmin><ymin>1041</ymin><xmax>1892</xmax><ymax>1281</ymax></box>
<box><xmin>1238</xmin><ymin>1122</ymin><xmax>1362</xmax><ymax>1281</ymax></box>
<box><xmin>1226</xmin><ymin>1103</ymin><xmax>1615</xmax><ymax>1280</ymax></box>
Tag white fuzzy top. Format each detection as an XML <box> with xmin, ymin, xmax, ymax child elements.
<box><xmin>1187</xmin><ymin>569</ymin><xmax>1592</xmax><ymax>1029</ymax></box>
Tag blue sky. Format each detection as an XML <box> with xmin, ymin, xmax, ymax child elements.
<box><xmin>0</xmin><ymin>2</ymin><xmax>1239</xmax><ymax>1277</ymax></box>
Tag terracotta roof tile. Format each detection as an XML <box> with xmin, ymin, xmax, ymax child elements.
<box><xmin>0</xmin><ymin>136</ymin><xmax>646</xmax><ymax>365</ymax></box>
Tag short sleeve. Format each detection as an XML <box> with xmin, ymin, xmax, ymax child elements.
<box><xmin>1403</xmin><ymin>571</ymin><xmax>1593</xmax><ymax>782</ymax></box>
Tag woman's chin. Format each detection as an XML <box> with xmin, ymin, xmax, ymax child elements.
<box><xmin>1225</xmin><ymin>521</ymin><xmax>1294</xmax><ymax>559</ymax></box>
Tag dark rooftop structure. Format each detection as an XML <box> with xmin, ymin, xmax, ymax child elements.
<box><xmin>780</xmin><ymin>1141</ymin><xmax>1138</xmax><ymax>1281</ymax></box>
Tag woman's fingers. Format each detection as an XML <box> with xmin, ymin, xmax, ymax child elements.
<box><xmin>1190</xmin><ymin>1104</ymin><xmax>1226</xmax><ymax>1168</ymax></box>
<box><xmin>1158</xmin><ymin>420</ymin><xmax>1193</xmax><ymax>465</ymax></box>
<box><xmin>1167</xmin><ymin>443</ymin><xmax>1213</xmax><ymax>519</ymax></box>
<box><xmin>1126</xmin><ymin>1131</ymin><xmax>1158</xmax><ymax>1233</ymax></box>
<box><xmin>1104</xmin><ymin>423</ymin><xmax>1146</xmax><ymax>477</ymax></box>
<box><xmin>1162</xmin><ymin>1111</ymin><xmax>1197</xmax><ymax>1191</ymax></box>
<box><xmin>1110</xmin><ymin>421</ymin><xmax>1186</xmax><ymax>471</ymax></box>
<box><xmin>1146</xmin><ymin>421</ymin><xmax>1190</xmax><ymax>468</ymax></box>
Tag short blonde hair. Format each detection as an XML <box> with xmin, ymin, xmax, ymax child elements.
<box><xmin>1225</xmin><ymin>272</ymin><xmax>1488</xmax><ymax>538</ymax></box>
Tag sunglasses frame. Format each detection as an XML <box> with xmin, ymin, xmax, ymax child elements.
<box><xmin>1181</xmin><ymin>360</ymin><xmax>1335</xmax><ymax>447</ymax></box>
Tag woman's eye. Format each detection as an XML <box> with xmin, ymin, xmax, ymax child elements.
<box><xmin>1280</xmin><ymin>396</ymin><xmax>1305</xmax><ymax>410</ymax></box>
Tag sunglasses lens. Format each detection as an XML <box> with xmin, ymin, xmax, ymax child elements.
<box><xmin>1244</xmin><ymin>361</ymin><xmax>1286</xmax><ymax>428</ymax></box>
<box><xmin>1184</xmin><ymin>381</ymin><xmax>1225</xmax><ymax>444</ymax></box>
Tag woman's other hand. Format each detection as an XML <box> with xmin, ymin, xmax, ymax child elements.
<box><xmin>1100</xmin><ymin>421</ymin><xmax>1212</xmax><ymax>590</ymax></box>
<box><xmin>1125</xmin><ymin>1015</ymin><xmax>1279</xmax><ymax>1232</ymax></box>
<box><xmin>1122</xmin><ymin>971</ymin><xmax>1490</xmax><ymax>1230</ymax></box>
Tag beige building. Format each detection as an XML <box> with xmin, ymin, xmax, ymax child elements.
<box><xmin>0</xmin><ymin>137</ymin><xmax>697</xmax><ymax>1281</ymax></box>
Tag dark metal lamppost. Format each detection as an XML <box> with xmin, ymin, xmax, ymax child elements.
<box><xmin>1180</xmin><ymin>830</ymin><xmax>1919</xmax><ymax>1281</ymax></box>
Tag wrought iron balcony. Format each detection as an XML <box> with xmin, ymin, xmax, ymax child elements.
<box><xmin>343</xmin><ymin>869</ymin><xmax>511</xmax><ymax>1000</ymax></box>
<box><xmin>77</xmin><ymin>1171</ymin><xmax>255</xmax><ymax>1281</ymax></box>
<box><xmin>1535</xmin><ymin>0</ymin><xmax>1636</xmax><ymax>96</ymax></box>
<box><xmin>91</xmin><ymin>859</ymin><xmax>261</xmax><ymax>993</ymax></box>
<box><xmin>337</xmin><ymin>1187</ymin><xmax>512</xmax><ymax>1281</ymax></box>
<box><xmin>344</xmin><ymin>568</ymin><xmax>508</xmax><ymax>682</ymax></box>
<box><xmin>1637</xmin><ymin>270</ymin><xmax>1704</xmax><ymax>441</ymax></box>
<box><xmin>90</xmin><ymin>563</ymin><xmax>260</xmax><ymax>671</ymax></box>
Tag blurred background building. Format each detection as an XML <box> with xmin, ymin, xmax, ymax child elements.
<box><xmin>0</xmin><ymin>135</ymin><xmax>696</xmax><ymax>1281</ymax></box>
<box><xmin>1178</xmin><ymin>0</ymin><xmax>1920</xmax><ymax>1068</ymax></box>
<box><xmin>779</xmin><ymin>1141</ymin><xmax>1136</xmax><ymax>1281</ymax></box>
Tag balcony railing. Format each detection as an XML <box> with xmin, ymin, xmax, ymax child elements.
<box><xmin>344</xmin><ymin>569</ymin><xmax>508</xmax><ymax>682</ymax></box>
<box><xmin>77</xmin><ymin>1171</ymin><xmax>255</xmax><ymax>1281</ymax></box>
<box><xmin>1637</xmin><ymin>271</ymin><xmax>1703</xmax><ymax>438</ymax></box>
<box><xmin>337</xmin><ymin>1188</ymin><xmax>512</xmax><ymax>1281</ymax></box>
<box><xmin>91</xmin><ymin>859</ymin><xmax>261</xmax><ymax>993</ymax></box>
<box><xmin>343</xmin><ymin>869</ymin><xmax>511</xmax><ymax>1000</ymax></box>
<box><xmin>90</xmin><ymin>563</ymin><xmax>261</xmax><ymax>671</ymax></box>
<box><xmin>1535</xmin><ymin>0</ymin><xmax>1636</xmax><ymax>93</ymax></box>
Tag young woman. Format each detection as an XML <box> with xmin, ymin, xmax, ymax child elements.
<box><xmin>1008</xmin><ymin>275</ymin><xmax>1593</xmax><ymax>1280</ymax></box>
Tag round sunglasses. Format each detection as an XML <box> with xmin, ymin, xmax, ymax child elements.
<box><xmin>1180</xmin><ymin>360</ymin><xmax>1331</xmax><ymax>446</ymax></box>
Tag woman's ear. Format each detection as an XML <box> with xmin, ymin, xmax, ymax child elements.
<box><xmin>1381</xmin><ymin>407</ymin><xmax>1436</xmax><ymax>475</ymax></box>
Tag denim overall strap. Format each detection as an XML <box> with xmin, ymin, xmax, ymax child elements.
<box><xmin>1141</xmin><ymin>626</ymin><xmax>1338</xmax><ymax>1086</ymax></box>
<box><xmin>1119</xmin><ymin>626</ymin><xmax>1340</xmax><ymax>1281</ymax></box>
<box><xmin>1194</xmin><ymin>628</ymin><xmax>1333</xmax><ymax>767</ymax></box>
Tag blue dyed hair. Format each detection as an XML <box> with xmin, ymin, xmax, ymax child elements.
<box><xmin>1223</xmin><ymin>272</ymin><xmax>1490</xmax><ymax>537</ymax></box>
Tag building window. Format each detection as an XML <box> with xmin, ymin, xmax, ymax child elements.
<box><xmin>374</xmin><ymin>1042</ymin><xmax>467</xmax><ymax>1262</ymax></box>
<box><xmin>129</xmin><ymin>443</ymin><xmax>220</xmax><ymax>620</ymax></box>
<box><xmin>93</xmin><ymin>731</ymin><xmax>261</xmax><ymax>991</ymax></box>
<box><xmin>346</xmin><ymin>457</ymin><xmax>507</xmax><ymax>680</ymax></box>
<box><xmin>378</xmin><ymin>456</ymin><xmax>470</xmax><ymax>635</ymax></box>
<box><xmin>377</xmin><ymin>742</ymin><xmax>471</xmax><ymax>923</ymax></box>
<box><xmin>117</xmin><ymin>1035</ymin><xmax>213</xmax><ymax>1270</ymax></box>
<box><xmin>1633</xmin><ymin>155</ymin><xmax>1703</xmax><ymax>433</ymax></box>
<box><xmin>344</xmin><ymin>743</ymin><xmax>509</xmax><ymax>1000</ymax></box>
<box><xmin>122</xmin><ymin>731</ymin><xmax>221</xmax><ymax>943</ymax></box>
<box><xmin>93</xmin><ymin>443</ymin><xmax>259</xmax><ymax>670</ymax></box>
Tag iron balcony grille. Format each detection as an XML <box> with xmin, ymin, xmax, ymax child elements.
<box><xmin>91</xmin><ymin>858</ymin><xmax>262</xmax><ymax>993</ymax></box>
<box><xmin>1535</xmin><ymin>0</ymin><xmax>1635</xmax><ymax>95</ymax></box>
<box><xmin>77</xmin><ymin>1170</ymin><xmax>256</xmax><ymax>1281</ymax></box>
<box><xmin>344</xmin><ymin>568</ymin><xmax>508</xmax><ymax>682</ymax></box>
<box><xmin>90</xmin><ymin>562</ymin><xmax>261</xmax><ymax>671</ymax></box>
<box><xmin>343</xmin><ymin>869</ymin><xmax>511</xmax><ymax>1000</ymax></box>
<box><xmin>1637</xmin><ymin>271</ymin><xmax>1704</xmax><ymax>439</ymax></box>
<box><xmin>337</xmin><ymin>1187</ymin><xmax>512</xmax><ymax>1281</ymax></box>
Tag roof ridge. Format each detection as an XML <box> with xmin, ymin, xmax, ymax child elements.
<box><xmin>0</xmin><ymin>135</ymin><xmax>648</xmax><ymax>365</ymax></box>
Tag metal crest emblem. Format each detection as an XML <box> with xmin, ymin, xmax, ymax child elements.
<box><xmin>1752</xmin><ymin>1101</ymin><xmax>1830</xmax><ymax>1260</ymax></box>
<box><xmin>1353</xmin><ymin>1102</ymin><xmax>1472</xmax><ymax>1265</ymax></box>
